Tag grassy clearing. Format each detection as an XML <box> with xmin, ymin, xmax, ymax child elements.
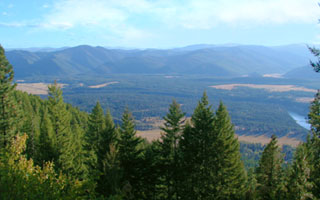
<box><xmin>210</xmin><ymin>84</ymin><xmax>316</xmax><ymax>93</ymax></box>
<box><xmin>16</xmin><ymin>83</ymin><xmax>67</xmax><ymax>95</ymax></box>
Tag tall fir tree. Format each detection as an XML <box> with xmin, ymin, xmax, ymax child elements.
<box><xmin>159</xmin><ymin>99</ymin><xmax>185</xmax><ymax>200</ymax></box>
<box><xmin>85</xmin><ymin>101</ymin><xmax>105</xmax><ymax>178</ymax></box>
<box><xmin>96</xmin><ymin>109</ymin><xmax>120</xmax><ymax>197</ymax></box>
<box><xmin>98</xmin><ymin>109</ymin><xmax>118</xmax><ymax>164</ymax></box>
<box><xmin>87</xmin><ymin>101</ymin><xmax>106</xmax><ymax>156</ymax></box>
<box><xmin>118</xmin><ymin>108</ymin><xmax>143</xmax><ymax>199</ymax></box>
<box><xmin>210</xmin><ymin>102</ymin><xmax>247</xmax><ymax>199</ymax></box>
<box><xmin>179</xmin><ymin>92</ymin><xmax>216</xmax><ymax>200</ymax></box>
<box><xmin>0</xmin><ymin>45</ymin><xmax>19</xmax><ymax>148</ymax></box>
<box><xmin>180</xmin><ymin>93</ymin><xmax>246</xmax><ymax>199</ymax></box>
<box><xmin>38</xmin><ymin>105</ymin><xmax>56</xmax><ymax>164</ymax></box>
<box><xmin>47</xmin><ymin>81</ymin><xmax>88</xmax><ymax>179</ymax></box>
<box><xmin>67</xmin><ymin>121</ymin><xmax>89</xmax><ymax>180</ymax></box>
<box><xmin>98</xmin><ymin>143</ymin><xmax>122</xmax><ymax>197</ymax></box>
<box><xmin>19</xmin><ymin>92</ymin><xmax>40</xmax><ymax>160</ymax></box>
<box><xmin>47</xmin><ymin>81</ymin><xmax>72</xmax><ymax>170</ymax></box>
<box><xmin>255</xmin><ymin>135</ymin><xmax>285</xmax><ymax>200</ymax></box>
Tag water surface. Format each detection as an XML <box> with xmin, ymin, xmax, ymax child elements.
<box><xmin>289</xmin><ymin>112</ymin><xmax>310</xmax><ymax>130</ymax></box>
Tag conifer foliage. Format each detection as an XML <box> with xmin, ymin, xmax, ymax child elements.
<box><xmin>180</xmin><ymin>93</ymin><xmax>246</xmax><ymax>200</ymax></box>
<box><xmin>0</xmin><ymin>46</ymin><xmax>19</xmax><ymax>148</ymax></box>
<box><xmin>118</xmin><ymin>108</ymin><xmax>144</xmax><ymax>198</ymax></box>
<box><xmin>255</xmin><ymin>135</ymin><xmax>284</xmax><ymax>200</ymax></box>
<box><xmin>287</xmin><ymin>144</ymin><xmax>313</xmax><ymax>200</ymax></box>
<box><xmin>159</xmin><ymin>100</ymin><xmax>185</xmax><ymax>199</ymax></box>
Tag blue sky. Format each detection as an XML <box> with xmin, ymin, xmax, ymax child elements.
<box><xmin>0</xmin><ymin>0</ymin><xmax>320</xmax><ymax>48</ymax></box>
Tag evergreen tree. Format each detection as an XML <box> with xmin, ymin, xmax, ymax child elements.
<box><xmin>139</xmin><ymin>140</ymin><xmax>163</xmax><ymax>200</ymax></box>
<box><xmin>118</xmin><ymin>108</ymin><xmax>143</xmax><ymax>199</ymax></box>
<box><xmin>211</xmin><ymin>102</ymin><xmax>247</xmax><ymax>199</ymax></box>
<box><xmin>38</xmin><ymin>106</ymin><xmax>56</xmax><ymax>164</ymax></box>
<box><xmin>47</xmin><ymin>81</ymin><xmax>72</xmax><ymax>170</ymax></box>
<box><xmin>85</xmin><ymin>101</ymin><xmax>105</xmax><ymax>179</ymax></box>
<box><xmin>309</xmin><ymin>46</ymin><xmax>320</xmax><ymax>72</ymax></box>
<box><xmin>19</xmin><ymin>92</ymin><xmax>40</xmax><ymax>160</ymax></box>
<box><xmin>159</xmin><ymin>99</ymin><xmax>185</xmax><ymax>200</ymax></box>
<box><xmin>179</xmin><ymin>92</ymin><xmax>215</xmax><ymax>200</ymax></box>
<box><xmin>255</xmin><ymin>135</ymin><xmax>285</xmax><ymax>200</ymax></box>
<box><xmin>66</xmin><ymin>121</ymin><xmax>89</xmax><ymax>180</ymax></box>
<box><xmin>47</xmin><ymin>81</ymin><xmax>88</xmax><ymax>180</ymax></box>
<box><xmin>245</xmin><ymin>168</ymin><xmax>258</xmax><ymax>200</ymax></box>
<box><xmin>180</xmin><ymin>93</ymin><xmax>246</xmax><ymax>199</ymax></box>
<box><xmin>308</xmin><ymin>91</ymin><xmax>320</xmax><ymax>136</ymax></box>
<box><xmin>287</xmin><ymin>144</ymin><xmax>313</xmax><ymax>200</ymax></box>
<box><xmin>0</xmin><ymin>45</ymin><xmax>19</xmax><ymax>148</ymax></box>
<box><xmin>96</xmin><ymin>109</ymin><xmax>119</xmax><ymax>196</ymax></box>
<box><xmin>98</xmin><ymin>143</ymin><xmax>122</xmax><ymax>197</ymax></box>
<box><xmin>99</xmin><ymin>109</ymin><xmax>118</xmax><ymax>162</ymax></box>
<box><xmin>87</xmin><ymin>101</ymin><xmax>105</xmax><ymax>157</ymax></box>
<box><xmin>307</xmin><ymin>92</ymin><xmax>320</xmax><ymax>198</ymax></box>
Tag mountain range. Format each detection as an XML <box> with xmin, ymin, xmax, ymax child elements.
<box><xmin>5</xmin><ymin>44</ymin><xmax>314</xmax><ymax>79</ymax></box>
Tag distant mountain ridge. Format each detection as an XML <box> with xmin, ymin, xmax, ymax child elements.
<box><xmin>284</xmin><ymin>65</ymin><xmax>320</xmax><ymax>79</ymax></box>
<box><xmin>5</xmin><ymin>44</ymin><xmax>313</xmax><ymax>79</ymax></box>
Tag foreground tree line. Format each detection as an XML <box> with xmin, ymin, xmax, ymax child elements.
<box><xmin>1</xmin><ymin>45</ymin><xmax>320</xmax><ymax>200</ymax></box>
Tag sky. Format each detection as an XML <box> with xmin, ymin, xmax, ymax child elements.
<box><xmin>0</xmin><ymin>0</ymin><xmax>320</xmax><ymax>49</ymax></box>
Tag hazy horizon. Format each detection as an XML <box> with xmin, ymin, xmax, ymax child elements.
<box><xmin>3</xmin><ymin>42</ymin><xmax>314</xmax><ymax>51</ymax></box>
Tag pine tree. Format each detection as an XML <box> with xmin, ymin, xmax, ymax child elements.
<box><xmin>47</xmin><ymin>81</ymin><xmax>76</xmax><ymax>176</ymax></box>
<box><xmin>0</xmin><ymin>45</ymin><xmax>19</xmax><ymax>148</ymax></box>
<box><xmin>286</xmin><ymin>144</ymin><xmax>313</xmax><ymax>200</ymax></box>
<box><xmin>211</xmin><ymin>102</ymin><xmax>247</xmax><ymax>199</ymax></box>
<box><xmin>180</xmin><ymin>93</ymin><xmax>246</xmax><ymax>199</ymax></box>
<box><xmin>67</xmin><ymin>122</ymin><xmax>89</xmax><ymax>180</ymax></box>
<box><xmin>19</xmin><ymin>93</ymin><xmax>40</xmax><ymax>160</ymax></box>
<box><xmin>87</xmin><ymin>101</ymin><xmax>105</xmax><ymax>156</ymax></box>
<box><xmin>98</xmin><ymin>143</ymin><xmax>122</xmax><ymax>197</ymax></box>
<box><xmin>85</xmin><ymin>102</ymin><xmax>105</xmax><ymax>177</ymax></box>
<box><xmin>159</xmin><ymin>99</ymin><xmax>185</xmax><ymax>200</ymax></box>
<box><xmin>118</xmin><ymin>108</ymin><xmax>143</xmax><ymax>199</ymax></box>
<box><xmin>96</xmin><ymin>109</ymin><xmax>119</xmax><ymax>195</ymax></box>
<box><xmin>38</xmin><ymin>106</ymin><xmax>56</xmax><ymax>164</ymax></box>
<box><xmin>179</xmin><ymin>92</ymin><xmax>215</xmax><ymax>200</ymax></box>
<box><xmin>99</xmin><ymin>109</ymin><xmax>118</xmax><ymax>161</ymax></box>
<box><xmin>255</xmin><ymin>135</ymin><xmax>285</xmax><ymax>200</ymax></box>
<box><xmin>307</xmin><ymin>91</ymin><xmax>320</xmax><ymax>198</ymax></box>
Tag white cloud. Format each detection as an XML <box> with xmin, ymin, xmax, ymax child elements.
<box><xmin>216</xmin><ymin>0</ymin><xmax>319</xmax><ymax>25</ymax></box>
<box><xmin>152</xmin><ymin>0</ymin><xmax>320</xmax><ymax>29</ymax></box>
<box><xmin>40</xmin><ymin>0</ymin><xmax>154</xmax><ymax>42</ymax></box>
<box><xmin>43</xmin><ymin>0</ymin><xmax>128</xmax><ymax>29</ymax></box>
<box><xmin>16</xmin><ymin>0</ymin><xmax>319</xmax><ymax>31</ymax></box>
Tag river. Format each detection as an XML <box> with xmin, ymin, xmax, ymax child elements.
<box><xmin>288</xmin><ymin>112</ymin><xmax>310</xmax><ymax>130</ymax></box>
